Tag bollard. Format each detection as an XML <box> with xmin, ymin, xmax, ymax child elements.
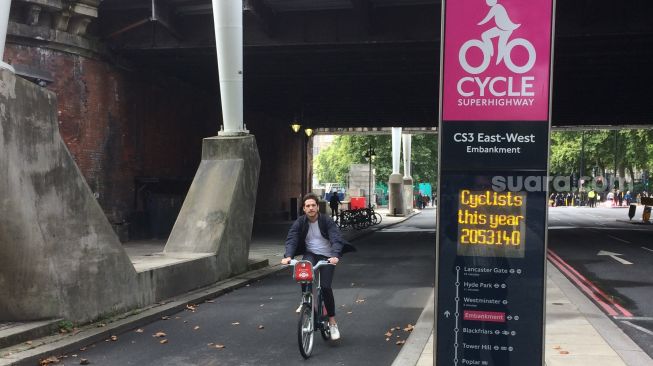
<box><xmin>628</xmin><ymin>204</ymin><xmax>636</xmax><ymax>220</ymax></box>
<box><xmin>643</xmin><ymin>206</ymin><xmax>651</xmax><ymax>223</ymax></box>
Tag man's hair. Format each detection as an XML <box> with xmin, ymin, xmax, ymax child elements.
<box><xmin>302</xmin><ymin>192</ymin><xmax>320</xmax><ymax>206</ymax></box>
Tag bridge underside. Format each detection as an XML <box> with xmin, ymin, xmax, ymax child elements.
<box><xmin>99</xmin><ymin>0</ymin><xmax>653</xmax><ymax>128</ymax></box>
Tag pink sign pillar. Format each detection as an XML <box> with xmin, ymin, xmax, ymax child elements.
<box><xmin>436</xmin><ymin>0</ymin><xmax>555</xmax><ymax>365</ymax></box>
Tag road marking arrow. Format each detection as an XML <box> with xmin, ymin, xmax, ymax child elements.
<box><xmin>597</xmin><ymin>250</ymin><xmax>633</xmax><ymax>265</ymax></box>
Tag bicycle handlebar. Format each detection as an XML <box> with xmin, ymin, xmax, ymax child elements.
<box><xmin>287</xmin><ymin>259</ymin><xmax>335</xmax><ymax>270</ymax></box>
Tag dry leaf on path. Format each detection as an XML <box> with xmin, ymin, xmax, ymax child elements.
<box><xmin>153</xmin><ymin>332</ymin><xmax>167</xmax><ymax>338</ymax></box>
<box><xmin>231</xmin><ymin>322</ymin><xmax>240</xmax><ymax>326</ymax></box>
<box><xmin>258</xmin><ymin>325</ymin><xmax>265</xmax><ymax>329</ymax></box>
<box><xmin>135</xmin><ymin>329</ymin><xmax>144</xmax><ymax>333</ymax></box>
<box><xmin>396</xmin><ymin>340</ymin><xmax>406</xmax><ymax>345</ymax></box>
<box><xmin>193</xmin><ymin>326</ymin><xmax>200</xmax><ymax>330</ymax></box>
<box><xmin>385</xmin><ymin>332</ymin><xmax>393</xmax><ymax>337</ymax></box>
<box><xmin>80</xmin><ymin>359</ymin><xmax>90</xmax><ymax>365</ymax></box>
<box><xmin>160</xmin><ymin>339</ymin><xmax>168</xmax><ymax>344</ymax></box>
<box><xmin>355</xmin><ymin>299</ymin><xmax>365</xmax><ymax>303</ymax></box>
<box><xmin>110</xmin><ymin>336</ymin><xmax>118</xmax><ymax>341</ymax></box>
<box><xmin>403</xmin><ymin>324</ymin><xmax>415</xmax><ymax>332</ymax></box>
<box><xmin>214</xmin><ymin>344</ymin><xmax>225</xmax><ymax>349</ymax></box>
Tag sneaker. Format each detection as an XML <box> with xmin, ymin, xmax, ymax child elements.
<box><xmin>329</xmin><ymin>323</ymin><xmax>340</xmax><ymax>340</ymax></box>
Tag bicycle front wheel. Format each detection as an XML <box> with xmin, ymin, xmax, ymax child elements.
<box><xmin>298</xmin><ymin>304</ymin><xmax>314</xmax><ymax>359</ymax></box>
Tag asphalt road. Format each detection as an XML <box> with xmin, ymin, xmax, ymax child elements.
<box><xmin>548</xmin><ymin>205</ymin><xmax>653</xmax><ymax>358</ymax></box>
<box><xmin>65</xmin><ymin>210</ymin><xmax>436</xmax><ymax>365</ymax></box>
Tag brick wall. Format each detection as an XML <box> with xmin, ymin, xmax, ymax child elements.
<box><xmin>5</xmin><ymin>45</ymin><xmax>218</xmax><ymax>235</ymax></box>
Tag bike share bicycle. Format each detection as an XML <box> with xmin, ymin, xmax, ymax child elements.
<box><xmin>287</xmin><ymin>259</ymin><xmax>336</xmax><ymax>359</ymax></box>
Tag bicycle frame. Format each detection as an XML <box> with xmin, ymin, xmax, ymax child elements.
<box><xmin>288</xmin><ymin>259</ymin><xmax>334</xmax><ymax>358</ymax></box>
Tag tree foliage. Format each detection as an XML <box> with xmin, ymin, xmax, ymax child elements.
<box><xmin>314</xmin><ymin>134</ymin><xmax>438</xmax><ymax>188</ymax></box>
<box><xmin>549</xmin><ymin>129</ymin><xmax>653</xmax><ymax>183</ymax></box>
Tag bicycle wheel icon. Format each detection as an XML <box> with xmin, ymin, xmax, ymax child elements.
<box><xmin>459</xmin><ymin>38</ymin><xmax>536</xmax><ymax>74</ymax></box>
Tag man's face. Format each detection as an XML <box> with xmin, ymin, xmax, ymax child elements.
<box><xmin>303</xmin><ymin>198</ymin><xmax>318</xmax><ymax>221</ymax></box>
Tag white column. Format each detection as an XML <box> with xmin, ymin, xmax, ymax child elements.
<box><xmin>0</xmin><ymin>0</ymin><xmax>14</xmax><ymax>72</ymax></box>
<box><xmin>392</xmin><ymin>127</ymin><xmax>402</xmax><ymax>173</ymax></box>
<box><xmin>402</xmin><ymin>134</ymin><xmax>411</xmax><ymax>178</ymax></box>
<box><xmin>212</xmin><ymin>0</ymin><xmax>246</xmax><ymax>135</ymax></box>
<box><xmin>402</xmin><ymin>134</ymin><xmax>413</xmax><ymax>212</ymax></box>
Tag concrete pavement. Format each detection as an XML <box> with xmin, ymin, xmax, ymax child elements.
<box><xmin>1</xmin><ymin>207</ymin><xmax>652</xmax><ymax>365</ymax></box>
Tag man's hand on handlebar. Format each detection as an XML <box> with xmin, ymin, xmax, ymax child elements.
<box><xmin>281</xmin><ymin>257</ymin><xmax>292</xmax><ymax>265</ymax></box>
<box><xmin>328</xmin><ymin>257</ymin><xmax>339</xmax><ymax>265</ymax></box>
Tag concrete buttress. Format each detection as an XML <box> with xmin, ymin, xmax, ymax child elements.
<box><xmin>0</xmin><ymin>69</ymin><xmax>143</xmax><ymax>322</ymax></box>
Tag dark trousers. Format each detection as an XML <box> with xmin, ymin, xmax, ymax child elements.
<box><xmin>301</xmin><ymin>252</ymin><xmax>336</xmax><ymax>317</ymax></box>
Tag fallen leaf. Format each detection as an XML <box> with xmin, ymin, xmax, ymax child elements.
<box><xmin>80</xmin><ymin>359</ymin><xmax>90</xmax><ymax>365</ymax></box>
<box><xmin>207</xmin><ymin>343</ymin><xmax>214</xmax><ymax>346</ymax></box>
<box><xmin>215</xmin><ymin>344</ymin><xmax>225</xmax><ymax>349</ymax></box>
<box><xmin>355</xmin><ymin>299</ymin><xmax>365</xmax><ymax>303</ymax></box>
<box><xmin>160</xmin><ymin>339</ymin><xmax>168</xmax><ymax>344</ymax></box>
<box><xmin>347</xmin><ymin>311</ymin><xmax>353</xmax><ymax>315</ymax></box>
<box><xmin>153</xmin><ymin>332</ymin><xmax>167</xmax><ymax>338</ymax></box>
<box><xmin>79</xmin><ymin>347</ymin><xmax>87</xmax><ymax>351</ymax></box>
<box><xmin>395</xmin><ymin>326</ymin><xmax>401</xmax><ymax>330</ymax></box>
<box><xmin>161</xmin><ymin>316</ymin><xmax>170</xmax><ymax>320</ymax></box>
<box><xmin>385</xmin><ymin>338</ymin><xmax>390</xmax><ymax>341</ymax></box>
<box><xmin>110</xmin><ymin>336</ymin><xmax>118</xmax><ymax>341</ymax></box>
<box><xmin>186</xmin><ymin>304</ymin><xmax>197</xmax><ymax>311</ymax></box>
<box><xmin>403</xmin><ymin>324</ymin><xmax>415</xmax><ymax>332</ymax></box>
<box><xmin>553</xmin><ymin>346</ymin><xmax>561</xmax><ymax>350</ymax></box>
<box><xmin>385</xmin><ymin>332</ymin><xmax>393</xmax><ymax>337</ymax></box>
<box><xmin>25</xmin><ymin>341</ymin><xmax>33</xmax><ymax>345</ymax></box>
<box><xmin>39</xmin><ymin>356</ymin><xmax>59</xmax><ymax>365</ymax></box>
<box><xmin>193</xmin><ymin>326</ymin><xmax>200</xmax><ymax>330</ymax></box>
<box><xmin>559</xmin><ymin>351</ymin><xmax>569</xmax><ymax>355</ymax></box>
<box><xmin>135</xmin><ymin>329</ymin><xmax>144</xmax><ymax>333</ymax></box>
<box><xmin>231</xmin><ymin>322</ymin><xmax>240</xmax><ymax>326</ymax></box>
<box><xmin>206</xmin><ymin>300</ymin><xmax>215</xmax><ymax>303</ymax></box>
<box><xmin>396</xmin><ymin>340</ymin><xmax>406</xmax><ymax>345</ymax></box>
<box><xmin>258</xmin><ymin>325</ymin><xmax>265</xmax><ymax>329</ymax></box>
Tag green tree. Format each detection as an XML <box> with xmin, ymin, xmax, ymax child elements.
<box><xmin>314</xmin><ymin>134</ymin><xmax>438</xmax><ymax>188</ymax></box>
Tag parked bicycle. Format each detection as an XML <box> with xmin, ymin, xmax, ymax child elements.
<box><xmin>336</xmin><ymin>208</ymin><xmax>382</xmax><ymax>230</ymax></box>
<box><xmin>286</xmin><ymin>259</ymin><xmax>336</xmax><ymax>358</ymax></box>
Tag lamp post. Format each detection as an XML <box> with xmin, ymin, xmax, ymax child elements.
<box><xmin>364</xmin><ymin>145</ymin><xmax>376</xmax><ymax>208</ymax></box>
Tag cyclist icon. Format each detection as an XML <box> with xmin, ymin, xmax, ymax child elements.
<box><xmin>459</xmin><ymin>0</ymin><xmax>536</xmax><ymax>74</ymax></box>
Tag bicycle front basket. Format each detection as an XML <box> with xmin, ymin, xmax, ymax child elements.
<box><xmin>293</xmin><ymin>260</ymin><xmax>314</xmax><ymax>283</ymax></box>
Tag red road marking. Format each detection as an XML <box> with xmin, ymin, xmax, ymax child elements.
<box><xmin>547</xmin><ymin>249</ymin><xmax>633</xmax><ymax>318</ymax></box>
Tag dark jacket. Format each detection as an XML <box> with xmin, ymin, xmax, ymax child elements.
<box><xmin>284</xmin><ymin>213</ymin><xmax>356</xmax><ymax>258</ymax></box>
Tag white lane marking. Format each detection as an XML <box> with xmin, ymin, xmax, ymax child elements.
<box><xmin>642</xmin><ymin>247</ymin><xmax>653</xmax><ymax>254</ymax></box>
<box><xmin>614</xmin><ymin>316</ymin><xmax>653</xmax><ymax>321</ymax></box>
<box><xmin>597</xmin><ymin>250</ymin><xmax>633</xmax><ymax>265</ymax></box>
<box><xmin>607</xmin><ymin>234</ymin><xmax>631</xmax><ymax>244</ymax></box>
<box><xmin>621</xmin><ymin>321</ymin><xmax>653</xmax><ymax>336</ymax></box>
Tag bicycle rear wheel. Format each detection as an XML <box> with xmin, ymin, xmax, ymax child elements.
<box><xmin>298</xmin><ymin>304</ymin><xmax>314</xmax><ymax>359</ymax></box>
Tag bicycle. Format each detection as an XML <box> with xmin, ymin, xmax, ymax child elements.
<box><xmin>459</xmin><ymin>34</ymin><xmax>536</xmax><ymax>74</ymax></box>
<box><xmin>287</xmin><ymin>259</ymin><xmax>336</xmax><ymax>359</ymax></box>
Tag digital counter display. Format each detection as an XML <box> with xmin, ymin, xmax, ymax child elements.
<box><xmin>457</xmin><ymin>190</ymin><xmax>527</xmax><ymax>258</ymax></box>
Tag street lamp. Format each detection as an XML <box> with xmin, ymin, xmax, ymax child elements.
<box><xmin>364</xmin><ymin>145</ymin><xmax>376</xmax><ymax>208</ymax></box>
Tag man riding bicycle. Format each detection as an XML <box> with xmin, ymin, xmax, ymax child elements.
<box><xmin>281</xmin><ymin>193</ymin><xmax>356</xmax><ymax>340</ymax></box>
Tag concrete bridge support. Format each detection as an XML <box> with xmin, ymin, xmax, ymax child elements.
<box><xmin>0</xmin><ymin>69</ymin><xmax>143</xmax><ymax>322</ymax></box>
<box><xmin>388</xmin><ymin>127</ymin><xmax>405</xmax><ymax>216</ymax></box>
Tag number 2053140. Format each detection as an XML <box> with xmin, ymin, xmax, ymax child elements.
<box><xmin>460</xmin><ymin>228</ymin><xmax>521</xmax><ymax>246</ymax></box>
